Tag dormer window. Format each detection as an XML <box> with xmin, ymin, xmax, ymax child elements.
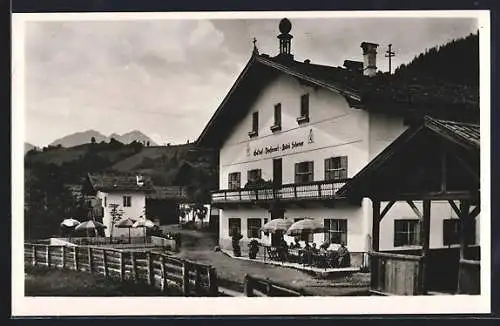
<box><xmin>297</xmin><ymin>93</ymin><xmax>310</xmax><ymax>124</ymax></box>
<box><xmin>270</xmin><ymin>103</ymin><xmax>282</xmax><ymax>132</ymax></box>
<box><xmin>248</xmin><ymin>111</ymin><xmax>259</xmax><ymax>138</ymax></box>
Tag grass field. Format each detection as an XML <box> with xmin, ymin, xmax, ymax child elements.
<box><xmin>24</xmin><ymin>265</ymin><xmax>181</xmax><ymax>296</ymax></box>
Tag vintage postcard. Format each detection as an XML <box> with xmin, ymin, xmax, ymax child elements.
<box><xmin>11</xmin><ymin>10</ymin><xmax>491</xmax><ymax>316</ymax></box>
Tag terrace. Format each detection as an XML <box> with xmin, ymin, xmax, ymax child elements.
<box><xmin>211</xmin><ymin>179</ymin><xmax>350</xmax><ymax>207</ymax></box>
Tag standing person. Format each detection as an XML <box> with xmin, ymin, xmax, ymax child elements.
<box><xmin>231</xmin><ymin>228</ymin><xmax>243</xmax><ymax>257</ymax></box>
<box><xmin>337</xmin><ymin>242</ymin><xmax>350</xmax><ymax>267</ymax></box>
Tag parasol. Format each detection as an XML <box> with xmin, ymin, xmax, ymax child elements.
<box><xmin>286</xmin><ymin>218</ymin><xmax>325</xmax><ymax>237</ymax></box>
<box><xmin>75</xmin><ymin>220</ymin><xmax>107</xmax><ymax>239</ymax></box>
<box><xmin>60</xmin><ymin>218</ymin><xmax>80</xmax><ymax>228</ymax></box>
<box><xmin>132</xmin><ymin>218</ymin><xmax>155</xmax><ymax>243</ymax></box>
<box><xmin>115</xmin><ymin>217</ymin><xmax>137</xmax><ymax>243</ymax></box>
<box><xmin>261</xmin><ymin>218</ymin><xmax>293</xmax><ymax>234</ymax></box>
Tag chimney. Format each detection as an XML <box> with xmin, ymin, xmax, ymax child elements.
<box><xmin>360</xmin><ymin>42</ymin><xmax>379</xmax><ymax>77</ymax></box>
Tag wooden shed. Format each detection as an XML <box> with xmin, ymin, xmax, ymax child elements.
<box><xmin>337</xmin><ymin>116</ymin><xmax>480</xmax><ymax>295</ymax></box>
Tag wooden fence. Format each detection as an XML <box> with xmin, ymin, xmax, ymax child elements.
<box><xmin>218</xmin><ymin>274</ymin><xmax>308</xmax><ymax>297</ymax></box>
<box><xmin>24</xmin><ymin>243</ymin><xmax>218</xmax><ymax>296</ymax></box>
<box><xmin>369</xmin><ymin>251</ymin><xmax>422</xmax><ymax>296</ymax></box>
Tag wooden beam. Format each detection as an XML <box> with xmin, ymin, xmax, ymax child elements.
<box><xmin>417</xmin><ymin>199</ymin><xmax>431</xmax><ymax>295</ymax></box>
<box><xmin>372</xmin><ymin>200</ymin><xmax>381</xmax><ymax>252</ymax></box>
<box><xmin>469</xmin><ymin>205</ymin><xmax>480</xmax><ymax>219</ymax></box>
<box><xmin>440</xmin><ymin>146</ymin><xmax>447</xmax><ymax>193</ymax></box>
<box><xmin>380</xmin><ymin>201</ymin><xmax>396</xmax><ymax>220</ymax></box>
<box><xmin>457</xmin><ymin>199</ymin><xmax>471</xmax><ymax>294</ymax></box>
<box><xmin>375</xmin><ymin>190</ymin><xmax>479</xmax><ymax>202</ymax></box>
<box><xmin>448</xmin><ymin>200</ymin><xmax>461</xmax><ymax>217</ymax></box>
<box><xmin>406</xmin><ymin>200</ymin><xmax>423</xmax><ymax>220</ymax></box>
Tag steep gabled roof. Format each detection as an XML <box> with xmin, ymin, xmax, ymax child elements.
<box><xmin>336</xmin><ymin>116</ymin><xmax>479</xmax><ymax>199</ymax></box>
<box><xmin>196</xmin><ymin>51</ymin><xmax>479</xmax><ymax>149</ymax></box>
<box><xmin>87</xmin><ymin>172</ymin><xmax>155</xmax><ymax>193</ymax></box>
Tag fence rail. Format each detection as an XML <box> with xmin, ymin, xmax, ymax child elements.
<box><xmin>24</xmin><ymin>243</ymin><xmax>217</xmax><ymax>296</ymax></box>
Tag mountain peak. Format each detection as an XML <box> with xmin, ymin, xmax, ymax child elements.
<box><xmin>49</xmin><ymin>129</ymin><xmax>158</xmax><ymax>147</ymax></box>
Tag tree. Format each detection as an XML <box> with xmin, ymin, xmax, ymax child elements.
<box><xmin>108</xmin><ymin>203</ymin><xmax>124</xmax><ymax>242</ymax></box>
<box><xmin>91</xmin><ymin>136</ymin><xmax>96</xmax><ymax>144</ymax></box>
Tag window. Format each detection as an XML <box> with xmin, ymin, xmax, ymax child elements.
<box><xmin>249</xmin><ymin>111</ymin><xmax>259</xmax><ymax>137</ymax></box>
<box><xmin>104</xmin><ymin>196</ymin><xmax>107</xmax><ymax>207</ymax></box>
<box><xmin>228</xmin><ymin>218</ymin><xmax>241</xmax><ymax>237</ymax></box>
<box><xmin>271</xmin><ymin>103</ymin><xmax>282</xmax><ymax>131</ymax></box>
<box><xmin>228</xmin><ymin>172</ymin><xmax>241</xmax><ymax>189</ymax></box>
<box><xmin>324</xmin><ymin>219</ymin><xmax>348</xmax><ymax>244</ymax></box>
<box><xmin>394</xmin><ymin>220</ymin><xmax>420</xmax><ymax>247</ymax></box>
<box><xmin>297</xmin><ymin>94</ymin><xmax>310</xmax><ymax>124</ymax></box>
<box><xmin>247</xmin><ymin>169</ymin><xmax>262</xmax><ymax>183</ymax></box>
<box><xmin>293</xmin><ymin>218</ymin><xmax>314</xmax><ymax>242</ymax></box>
<box><xmin>295</xmin><ymin>161</ymin><xmax>314</xmax><ymax>183</ymax></box>
<box><xmin>443</xmin><ymin>219</ymin><xmax>459</xmax><ymax>246</ymax></box>
<box><xmin>247</xmin><ymin>218</ymin><xmax>262</xmax><ymax>239</ymax></box>
<box><xmin>123</xmin><ymin>196</ymin><xmax>131</xmax><ymax>207</ymax></box>
<box><xmin>325</xmin><ymin>156</ymin><xmax>348</xmax><ymax>180</ymax></box>
<box><xmin>443</xmin><ymin>218</ymin><xmax>476</xmax><ymax>246</ymax></box>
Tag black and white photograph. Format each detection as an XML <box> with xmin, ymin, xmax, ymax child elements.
<box><xmin>12</xmin><ymin>10</ymin><xmax>490</xmax><ymax>316</ymax></box>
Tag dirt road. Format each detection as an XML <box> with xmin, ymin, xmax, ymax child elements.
<box><xmin>161</xmin><ymin>225</ymin><xmax>370</xmax><ymax>296</ymax></box>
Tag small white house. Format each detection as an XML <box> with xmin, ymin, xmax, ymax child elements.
<box><xmin>87</xmin><ymin>173</ymin><xmax>154</xmax><ymax>239</ymax></box>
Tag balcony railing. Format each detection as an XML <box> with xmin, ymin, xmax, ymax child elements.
<box><xmin>211</xmin><ymin>179</ymin><xmax>349</xmax><ymax>204</ymax></box>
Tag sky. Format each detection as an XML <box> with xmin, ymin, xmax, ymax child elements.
<box><xmin>23</xmin><ymin>15</ymin><xmax>479</xmax><ymax>147</ymax></box>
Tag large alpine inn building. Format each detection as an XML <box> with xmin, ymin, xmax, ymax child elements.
<box><xmin>197</xmin><ymin>19</ymin><xmax>480</xmax><ymax>269</ymax></box>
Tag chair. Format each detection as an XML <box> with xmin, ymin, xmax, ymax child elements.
<box><xmin>265</xmin><ymin>246</ymin><xmax>280</xmax><ymax>261</ymax></box>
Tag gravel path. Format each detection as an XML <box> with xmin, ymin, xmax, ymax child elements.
<box><xmin>161</xmin><ymin>225</ymin><xmax>370</xmax><ymax>296</ymax></box>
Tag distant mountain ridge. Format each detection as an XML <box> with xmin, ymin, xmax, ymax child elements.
<box><xmin>49</xmin><ymin>130</ymin><xmax>158</xmax><ymax>147</ymax></box>
<box><xmin>24</xmin><ymin>142</ymin><xmax>36</xmax><ymax>154</ymax></box>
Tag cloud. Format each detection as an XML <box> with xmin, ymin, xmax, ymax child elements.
<box><xmin>23</xmin><ymin>17</ymin><xmax>478</xmax><ymax>147</ymax></box>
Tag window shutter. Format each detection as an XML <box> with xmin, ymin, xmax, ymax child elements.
<box><xmin>294</xmin><ymin>163</ymin><xmax>299</xmax><ymax>183</ymax></box>
<box><xmin>340</xmin><ymin>156</ymin><xmax>348</xmax><ymax>179</ymax></box>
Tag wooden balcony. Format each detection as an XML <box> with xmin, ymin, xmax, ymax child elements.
<box><xmin>211</xmin><ymin>179</ymin><xmax>349</xmax><ymax>207</ymax></box>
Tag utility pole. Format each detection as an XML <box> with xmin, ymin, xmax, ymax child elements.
<box><xmin>385</xmin><ymin>44</ymin><xmax>396</xmax><ymax>74</ymax></box>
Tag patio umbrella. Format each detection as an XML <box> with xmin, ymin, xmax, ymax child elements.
<box><xmin>286</xmin><ymin>218</ymin><xmax>325</xmax><ymax>237</ymax></box>
<box><xmin>75</xmin><ymin>220</ymin><xmax>107</xmax><ymax>239</ymax></box>
<box><xmin>261</xmin><ymin>218</ymin><xmax>293</xmax><ymax>234</ymax></box>
<box><xmin>60</xmin><ymin>218</ymin><xmax>80</xmax><ymax>241</ymax></box>
<box><xmin>60</xmin><ymin>218</ymin><xmax>80</xmax><ymax>228</ymax></box>
<box><xmin>132</xmin><ymin>218</ymin><xmax>155</xmax><ymax>243</ymax></box>
<box><xmin>115</xmin><ymin>217</ymin><xmax>137</xmax><ymax>243</ymax></box>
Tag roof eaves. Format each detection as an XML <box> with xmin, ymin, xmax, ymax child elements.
<box><xmin>256</xmin><ymin>56</ymin><xmax>362</xmax><ymax>103</ymax></box>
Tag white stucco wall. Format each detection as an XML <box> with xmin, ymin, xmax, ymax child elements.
<box><xmin>97</xmin><ymin>190</ymin><xmax>146</xmax><ymax>238</ymax></box>
<box><xmin>368</xmin><ymin>112</ymin><xmax>408</xmax><ymax>159</ymax></box>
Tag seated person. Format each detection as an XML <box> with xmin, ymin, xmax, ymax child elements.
<box><xmin>337</xmin><ymin>242</ymin><xmax>351</xmax><ymax>267</ymax></box>
<box><xmin>293</xmin><ymin>237</ymin><xmax>301</xmax><ymax>249</ymax></box>
<box><xmin>311</xmin><ymin>243</ymin><xmax>319</xmax><ymax>254</ymax></box>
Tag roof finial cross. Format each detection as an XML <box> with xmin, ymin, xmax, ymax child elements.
<box><xmin>252</xmin><ymin>37</ymin><xmax>259</xmax><ymax>54</ymax></box>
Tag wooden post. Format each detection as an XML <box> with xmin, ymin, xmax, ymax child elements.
<box><xmin>131</xmin><ymin>252</ymin><xmax>137</xmax><ymax>281</ymax></box>
<box><xmin>194</xmin><ymin>265</ymin><xmax>201</xmax><ymax>295</ymax></box>
<box><xmin>160</xmin><ymin>256</ymin><xmax>167</xmax><ymax>292</ymax></box>
<box><xmin>88</xmin><ymin>247</ymin><xmax>93</xmax><ymax>273</ymax></box>
<box><xmin>61</xmin><ymin>246</ymin><xmax>66</xmax><ymax>269</ymax></box>
<box><xmin>266</xmin><ymin>279</ymin><xmax>273</xmax><ymax>296</ymax></box>
<box><xmin>73</xmin><ymin>246</ymin><xmax>78</xmax><ymax>271</ymax></box>
<box><xmin>244</xmin><ymin>274</ymin><xmax>254</xmax><ymax>297</ymax></box>
<box><xmin>457</xmin><ymin>199</ymin><xmax>471</xmax><ymax>294</ymax></box>
<box><xmin>102</xmin><ymin>249</ymin><xmax>107</xmax><ymax>277</ymax></box>
<box><xmin>46</xmin><ymin>245</ymin><xmax>50</xmax><ymax>267</ymax></box>
<box><xmin>32</xmin><ymin>245</ymin><xmax>36</xmax><ymax>266</ymax></box>
<box><xmin>119</xmin><ymin>251</ymin><xmax>124</xmax><ymax>282</ymax></box>
<box><xmin>417</xmin><ymin>199</ymin><xmax>431</xmax><ymax>295</ymax></box>
<box><xmin>146</xmin><ymin>252</ymin><xmax>153</xmax><ymax>285</ymax></box>
<box><xmin>182</xmin><ymin>261</ymin><xmax>190</xmax><ymax>295</ymax></box>
<box><xmin>371</xmin><ymin>200</ymin><xmax>381</xmax><ymax>290</ymax></box>
<box><xmin>208</xmin><ymin>266</ymin><xmax>218</xmax><ymax>297</ymax></box>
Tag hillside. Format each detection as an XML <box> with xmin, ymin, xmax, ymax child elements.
<box><xmin>395</xmin><ymin>32</ymin><xmax>479</xmax><ymax>86</ymax></box>
<box><xmin>49</xmin><ymin>129</ymin><xmax>158</xmax><ymax>147</ymax></box>
<box><xmin>24</xmin><ymin>142</ymin><xmax>36</xmax><ymax>154</ymax></box>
